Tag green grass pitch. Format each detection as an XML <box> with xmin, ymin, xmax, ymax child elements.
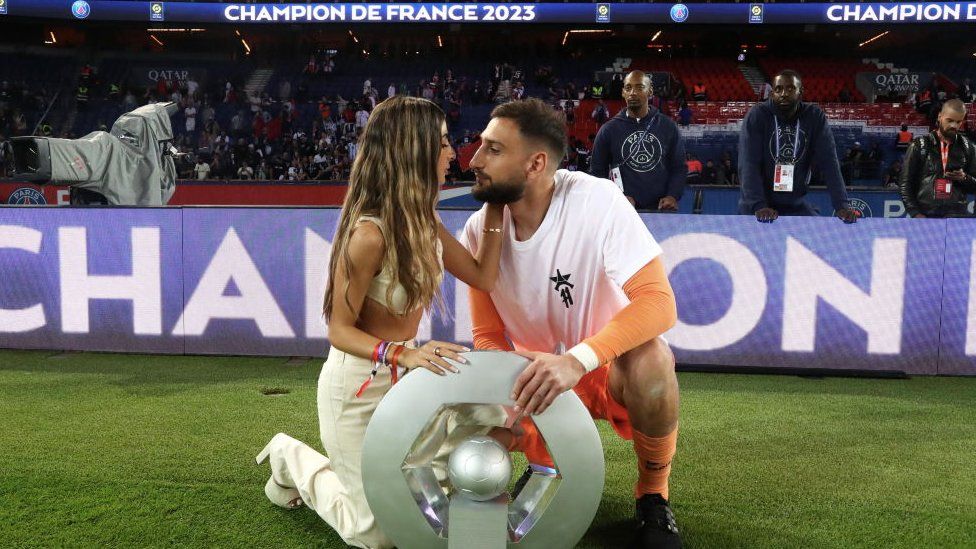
<box><xmin>1</xmin><ymin>349</ymin><xmax>974</xmax><ymax>548</ymax></box>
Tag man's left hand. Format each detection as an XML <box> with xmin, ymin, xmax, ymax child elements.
<box><xmin>658</xmin><ymin>196</ymin><xmax>678</xmax><ymax>211</ymax></box>
<box><xmin>510</xmin><ymin>351</ymin><xmax>586</xmax><ymax>416</ymax></box>
<box><xmin>946</xmin><ymin>169</ymin><xmax>967</xmax><ymax>182</ymax></box>
<box><xmin>836</xmin><ymin>207</ymin><xmax>858</xmax><ymax>224</ymax></box>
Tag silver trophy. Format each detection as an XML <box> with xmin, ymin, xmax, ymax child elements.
<box><xmin>362</xmin><ymin>351</ymin><xmax>605</xmax><ymax>549</ymax></box>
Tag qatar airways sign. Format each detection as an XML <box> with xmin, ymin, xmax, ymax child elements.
<box><xmin>0</xmin><ymin>209</ymin><xmax>974</xmax><ymax>375</ymax></box>
<box><xmin>857</xmin><ymin>72</ymin><xmax>922</xmax><ymax>95</ymax></box>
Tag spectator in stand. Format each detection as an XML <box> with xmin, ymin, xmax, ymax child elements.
<box><xmin>589</xmin><ymin>76</ymin><xmax>605</xmax><ymax>100</ymax></box>
<box><xmin>863</xmin><ymin>142</ymin><xmax>883</xmax><ymax>181</ymax></box>
<box><xmin>194</xmin><ymin>158</ymin><xmax>211</xmax><ymax>180</ymax></box>
<box><xmin>75</xmin><ymin>84</ymin><xmax>89</xmax><ymax>111</ymax></box>
<box><xmin>900</xmin><ymin>99</ymin><xmax>976</xmax><ymax>218</ymax></box>
<box><xmin>685</xmin><ymin>153</ymin><xmax>702</xmax><ymax>184</ymax></box>
<box><xmin>760</xmin><ymin>81</ymin><xmax>773</xmax><ymax>101</ymax></box>
<box><xmin>575</xmin><ymin>138</ymin><xmax>591</xmax><ymax>173</ymax></box>
<box><xmin>960</xmin><ymin>78</ymin><xmax>974</xmax><ymax>103</ymax></box>
<box><xmin>355</xmin><ymin>104</ymin><xmax>369</xmax><ymax>132</ymax></box>
<box><xmin>237</xmin><ymin>163</ymin><xmax>254</xmax><ymax>180</ymax></box>
<box><xmin>883</xmin><ymin>159</ymin><xmax>902</xmax><ymax>189</ymax></box>
<box><xmin>123</xmin><ymin>89</ymin><xmax>137</xmax><ymax>111</ymax></box>
<box><xmin>842</xmin><ymin>142</ymin><xmax>864</xmax><ymax>184</ymax></box>
<box><xmin>678</xmin><ymin>101</ymin><xmax>693</xmax><ymax>127</ymax></box>
<box><xmin>701</xmin><ymin>159</ymin><xmax>717</xmax><ymax>185</ymax></box>
<box><xmin>304</xmin><ymin>54</ymin><xmax>319</xmax><ymax>76</ymax></box>
<box><xmin>591</xmin><ymin>99</ymin><xmax>609</xmax><ymax>126</ymax></box>
<box><xmin>564</xmin><ymin>101</ymin><xmax>575</xmax><ymax>124</ymax></box>
<box><xmin>737</xmin><ymin>69</ymin><xmax>857</xmax><ymax>223</ymax></box>
<box><xmin>838</xmin><ymin>88</ymin><xmax>852</xmax><ymax>103</ymax></box>
<box><xmin>590</xmin><ymin>70</ymin><xmax>687</xmax><ymax>212</ymax></box>
<box><xmin>0</xmin><ymin>134</ymin><xmax>10</xmax><ymax>177</ymax></box>
<box><xmin>716</xmin><ymin>157</ymin><xmax>738</xmax><ymax>186</ymax></box>
<box><xmin>897</xmin><ymin>124</ymin><xmax>913</xmax><ymax>152</ymax></box>
<box><xmin>608</xmin><ymin>72</ymin><xmax>624</xmax><ymax>99</ymax></box>
<box><xmin>387</xmin><ymin>83</ymin><xmax>396</xmax><ymax>99</ymax></box>
<box><xmin>692</xmin><ymin>82</ymin><xmax>707</xmax><ymax>101</ymax></box>
<box><xmin>916</xmin><ymin>88</ymin><xmax>933</xmax><ymax>115</ymax></box>
<box><xmin>184</xmin><ymin>102</ymin><xmax>198</xmax><ymax>139</ymax></box>
<box><xmin>224</xmin><ymin>80</ymin><xmax>236</xmax><ymax>104</ymax></box>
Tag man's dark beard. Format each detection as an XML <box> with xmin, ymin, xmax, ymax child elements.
<box><xmin>775</xmin><ymin>100</ymin><xmax>800</xmax><ymax>120</ymax></box>
<box><xmin>471</xmin><ymin>178</ymin><xmax>525</xmax><ymax>204</ymax></box>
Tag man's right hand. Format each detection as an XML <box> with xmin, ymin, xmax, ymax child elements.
<box><xmin>625</xmin><ymin>195</ymin><xmax>636</xmax><ymax>207</ymax></box>
<box><xmin>510</xmin><ymin>351</ymin><xmax>586</xmax><ymax>416</ymax></box>
<box><xmin>755</xmin><ymin>207</ymin><xmax>779</xmax><ymax>223</ymax></box>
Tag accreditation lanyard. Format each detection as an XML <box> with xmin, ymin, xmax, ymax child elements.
<box><xmin>774</xmin><ymin>117</ymin><xmax>801</xmax><ymax>164</ymax></box>
<box><xmin>935</xmin><ymin>136</ymin><xmax>953</xmax><ymax>199</ymax></box>
<box><xmin>940</xmin><ymin>139</ymin><xmax>950</xmax><ymax>174</ymax></box>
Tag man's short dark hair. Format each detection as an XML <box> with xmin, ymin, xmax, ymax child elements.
<box><xmin>775</xmin><ymin>69</ymin><xmax>803</xmax><ymax>86</ymax></box>
<box><xmin>491</xmin><ymin>98</ymin><xmax>568</xmax><ymax>162</ymax></box>
<box><xmin>943</xmin><ymin>98</ymin><xmax>967</xmax><ymax>114</ymax></box>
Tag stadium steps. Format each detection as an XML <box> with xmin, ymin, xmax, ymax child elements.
<box><xmin>244</xmin><ymin>68</ymin><xmax>275</xmax><ymax>98</ymax></box>
<box><xmin>738</xmin><ymin>64</ymin><xmax>767</xmax><ymax>98</ymax></box>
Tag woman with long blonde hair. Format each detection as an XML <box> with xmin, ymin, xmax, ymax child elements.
<box><xmin>256</xmin><ymin>96</ymin><xmax>503</xmax><ymax>549</ymax></box>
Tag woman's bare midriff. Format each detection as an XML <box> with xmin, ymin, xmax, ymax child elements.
<box><xmin>356</xmin><ymin>297</ymin><xmax>424</xmax><ymax>342</ymax></box>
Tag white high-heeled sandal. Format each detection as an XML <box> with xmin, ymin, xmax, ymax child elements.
<box><xmin>256</xmin><ymin>434</ymin><xmax>304</xmax><ymax>509</ymax></box>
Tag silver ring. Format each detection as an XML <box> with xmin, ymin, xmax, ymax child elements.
<box><xmin>434</xmin><ymin>347</ymin><xmax>441</xmax><ymax>357</ymax></box>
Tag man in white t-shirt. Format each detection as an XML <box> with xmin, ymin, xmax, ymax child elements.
<box><xmin>462</xmin><ymin>98</ymin><xmax>681</xmax><ymax>549</ymax></box>
<box><xmin>355</xmin><ymin>106</ymin><xmax>369</xmax><ymax>130</ymax></box>
<box><xmin>194</xmin><ymin>160</ymin><xmax>211</xmax><ymax>180</ymax></box>
<box><xmin>184</xmin><ymin>103</ymin><xmax>197</xmax><ymax>136</ymax></box>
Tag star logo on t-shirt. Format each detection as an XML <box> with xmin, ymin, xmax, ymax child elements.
<box><xmin>550</xmin><ymin>269</ymin><xmax>574</xmax><ymax>308</ymax></box>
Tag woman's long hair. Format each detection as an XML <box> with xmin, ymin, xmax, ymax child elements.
<box><xmin>323</xmin><ymin>96</ymin><xmax>445</xmax><ymax>319</ymax></box>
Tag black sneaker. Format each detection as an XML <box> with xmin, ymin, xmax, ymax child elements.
<box><xmin>629</xmin><ymin>493</ymin><xmax>682</xmax><ymax>549</ymax></box>
<box><xmin>510</xmin><ymin>466</ymin><xmax>533</xmax><ymax>499</ymax></box>
<box><xmin>510</xmin><ymin>464</ymin><xmax>558</xmax><ymax>500</ymax></box>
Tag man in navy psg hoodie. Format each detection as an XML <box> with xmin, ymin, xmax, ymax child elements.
<box><xmin>737</xmin><ymin>70</ymin><xmax>858</xmax><ymax>223</ymax></box>
<box><xmin>590</xmin><ymin>71</ymin><xmax>687</xmax><ymax>211</ymax></box>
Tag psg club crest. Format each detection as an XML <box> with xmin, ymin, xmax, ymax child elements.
<box><xmin>839</xmin><ymin>198</ymin><xmax>872</xmax><ymax>219</ymax></box>
<box><xmin>595</xmin><ymin>3</ymin><xmax>610</xmax><ymax>23</ymax></box>
<box><xmin>71</xmin><ymin>0</ymin><xmax>91</xmax><ymax>19</ymax></box>
<box><xmin>670</xmin><ymin>4</ymin><xmax>689</xmax><ymax>23</ymax></box>
<box><xmin>8</xmin><ymin>187</ymin><xmax>47</xmax><ymax>205</ymax></box>
<box><xmin>621</xmin><ymin>130</ymin><xmax>664</xmax><ymax>173</ymax></box>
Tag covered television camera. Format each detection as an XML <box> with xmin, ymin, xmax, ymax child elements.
<box><xmin>10</xmin><ymin>102</ymin><xmax>181</xmax><ymax>205</ymax></box>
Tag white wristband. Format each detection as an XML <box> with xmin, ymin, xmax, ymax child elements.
<box><xmin>567</xmin><ymin>343</ymin><xmax>600</xmax><ymax>373</ymax></box>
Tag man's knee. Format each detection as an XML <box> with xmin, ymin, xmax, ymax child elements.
<box><xmin>620</xmin><ymin>338</ymin><xmax>674</xmax><ymax>378</ymax></box>
<box><xmin>612</xmin><ymin>338</ymin><xmax>676</xmax><ymax>400</ymax></box>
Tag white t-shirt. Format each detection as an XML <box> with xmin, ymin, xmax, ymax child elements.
<box><xmin>194</xmin><ymin>162</ymin><xmax>210</xmax><ymax>180</ymax></box>
<box><xmin>461</xmin><ymin>170</ymin><xmax>662</xmax><ymax>355</ymax></box>
<box><xmin>184</xmin><ymin>106</ymin><xmax>197</xmax><ymax>132</ymax></box>
<box><xmin>355</xmin><ymin>109</ymin><xmax>369</xmax><ymax>128</ymax></box>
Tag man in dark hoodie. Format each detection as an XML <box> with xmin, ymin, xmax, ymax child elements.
<box><xmin>737</xmin><ymin>69</ymin><xmax>857</xmax><ymax>223</ymax></box>
<box><xmin>590</xmin><ymin>71</ymin><xmax>687</xmax><ymax>211</ymax></box>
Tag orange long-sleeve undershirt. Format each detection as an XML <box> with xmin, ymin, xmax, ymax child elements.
<box><xmin>468</xmin><ymin>257</ymin><xmax>677</xmax><ymax>364</ymax></box>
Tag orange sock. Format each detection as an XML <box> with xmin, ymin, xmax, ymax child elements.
<box><xmin>633</xmin><ymin>427</ymin><xmax>678</xmax><ymax>500</ymax></box>
<box><xmin>512</xmin><ymin>419</ymin><xmax>555</xmax><ymax>469</ymax></box>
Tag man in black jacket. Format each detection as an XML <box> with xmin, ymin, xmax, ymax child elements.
<box><xmin>899</xmin><ymin>99</ymin><xmax>976</xmax><ymax>218</ymax></box>
<box><xmin>737</xmin><ymin>70</ymin><xmax>857</xmax><ymax>223</ymax></box>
